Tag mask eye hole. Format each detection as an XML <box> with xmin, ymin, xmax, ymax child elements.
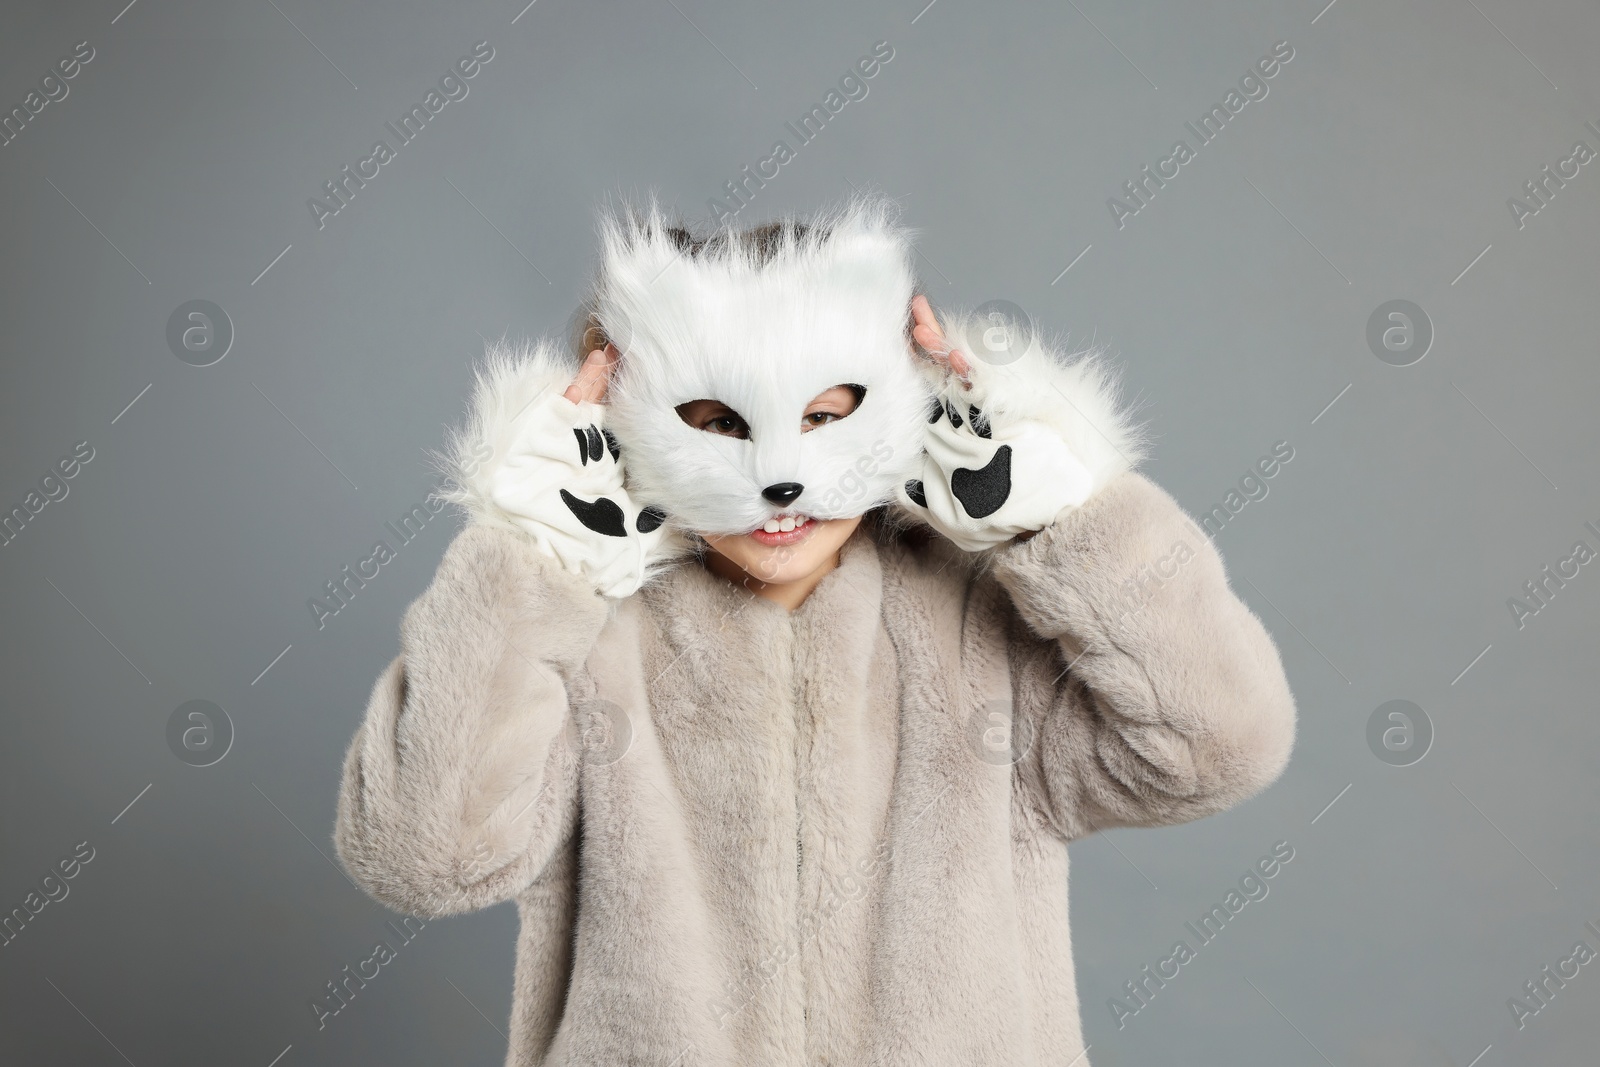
<box><xmin>676</xmin><ymin>399</ymin><xmax>751</xmax><ymax>440</ymax></box>
<box><xmin>802</xmin><ymin>384</ymin><xmax>865</xmax><ymax>432</ymax></box>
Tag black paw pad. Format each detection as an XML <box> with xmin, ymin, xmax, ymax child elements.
<box><xmin>584</xmin><ymin>425</ymin><xmax>604</xmax><ymax>463</ymax></box>
<box><xmin>636</xmin><ymin>505</ymin><xmax>666</xmax><ymax>534</ymax></box>
<box><xmin>968</xmin><ymin>406</ymin><xmax>991</xmax><ymax>439</ymax></box>
<box><xmin>944</xmin><ymin>400</ymin><xmax>963</xmax><ymax>429</ymax></box>
<box><xmin>927</xmin><ymin>396</ymin><xmax>944</xmax><ymax>424</ymax></box>
<box><xmin>601</xmin><ymin>428</ymin><xmax>621</xmax><ymax>462</ymax></box>
<box><xmin>951</xmin><ymin>445</ymin><xmax>1012</xmax><ymax>519</ymax></box>
<box><xmin>904</xmin><ymin>479</ymin><xmax>927</xmax><ymax>508</ymax></box>
<box><xmin>560</xmin><ymin>490</ymin><xmax>628</xmax><ymax>537</ymax></box>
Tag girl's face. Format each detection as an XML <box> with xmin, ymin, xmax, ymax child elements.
<box><xmin>685</xmin><ymin>385</ymin><xmax>867</xmax><ymax>592</ymax></box>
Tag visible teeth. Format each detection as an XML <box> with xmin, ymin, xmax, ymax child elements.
<box><xmin>758</xmin><ymin>514</ymin><xmax>812</xmax><ymax>535</ymax></box>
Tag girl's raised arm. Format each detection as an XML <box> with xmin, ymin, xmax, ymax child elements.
<box><xmin>990</xmin><ymin>471</ymin><xmax>1297</xmax><ymax>840</ymax></box>
<box><xmin>335</xmin><ymin>338</ymin><xmax>678</xmax><ymax>915</ymax></box>
<box><xmin>334</xmin><ymin>521</ymin><xmax>607</xmax><ymax>916</ymax></box>
<box><xmin>900</xmin><ymin>300</ymin><xmax>1295</xmax><ymax>838</ymax></box>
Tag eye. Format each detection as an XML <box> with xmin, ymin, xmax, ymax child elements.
<box><xmin>707</xmin><ymin>414</ymin><xmax>749</xmax><ymax>437</ymax></box>
<box><xmin>676</xmin><ymin>399</ymin><xmax>750</xmax><ymax>440</ymax></box>
<box><xmin>801</xmin><ymin>384</ymin><xmax>865</xmax><ymax>433</ymax></box>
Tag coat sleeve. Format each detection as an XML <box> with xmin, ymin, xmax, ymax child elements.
<box><xmin>986</xmin><ymin>471</ymin><xmax>1296</xmax><ymax>841</ymax></box>
<box><xmin>333</xmin><ymin>522</ymin><xmax>610</xmax><ymax>917</ymax></box>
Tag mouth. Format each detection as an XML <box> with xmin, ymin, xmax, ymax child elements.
<box><xmin>748</xmin><ymin>512</ymin><xmax>816</xmax><ymax>547</ymax></box>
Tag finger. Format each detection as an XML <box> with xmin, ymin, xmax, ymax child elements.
<box><xmin>927</xmin><ymin>342</ymin><xmax>972</xmax><ymax>388</ymax></box>
<box><xmin>591</xmin><ymin>344</ymin><xmax>620</xmax><ymax>404</ymax></box>
<box><xmin>947</xmin><ymin>348</ymin><xmax>972</xmax><ymax>384</ymax></box>
<box><xmin>910</xmin><ymin>294</ymin><xmax>943</xmax><ymax>342</ymax></box>
<box><xmin>913</xmin><ymin>323</ymin><xmax>952</xmax><ymax>358</ymax></box>
<box><xmin>561</xmin><ymin>351</ymin><xmax>605</xmax><ymax>404</ymax></box>
<box><xmin>911</xmin><ymin>318</ymin><xmax>974</xmax><ymax>388</ymax></box>
<box><xmin>563</xmin><ymin>348</ymin><xmax>612</xmax><ymax>405</ymax></box>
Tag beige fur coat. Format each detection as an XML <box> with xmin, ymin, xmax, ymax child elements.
<box><xmin>334</xmin><ymin>463</ymin><xmax>1296</xmax><ymax>1064</ymax></box>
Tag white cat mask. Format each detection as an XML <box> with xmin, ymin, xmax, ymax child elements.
<box><xmin>592</xmin><ymin>199</ymin><xmax>934</xmax><ymax>537</ymax></box>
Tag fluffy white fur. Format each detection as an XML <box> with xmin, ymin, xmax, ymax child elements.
<box><xmin>436</xmin><ymin>340</ymin><xmax>694</xmax><ymax>595</ymax></box>
<box><xmin>594</xmin><ymin>197</ymin><xmax>935</xmax><ymax>536</ymax></box>
<box><xmin>438</xmin><ymin>338</ymin><xmax>575</xmax><ymax>534</ymax></box>
<box><xmin>921</xmin><ymin>310</ymin><xmax>1148</xmax><ymax>499</ymax></box>
<box><xmin>888</xmin><ymin>310</ymin><xmax>1150</xmax><ymax>550</ymax></box>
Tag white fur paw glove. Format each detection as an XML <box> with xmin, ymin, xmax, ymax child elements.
<box><xmin>895</xmin><ymin>378</ymin><xmax>1096</xmax><ymax>552</ymax></box>
<box><xmin>488</xmin><ymin>389</ymin><xmax>679</xmax><ymax>599</ymax></box>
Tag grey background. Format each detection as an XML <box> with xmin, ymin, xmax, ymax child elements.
<box><xmin>2</xmin><ymin>0</ymin><xmax>1596</xmax><ymax>1064</ymax></box>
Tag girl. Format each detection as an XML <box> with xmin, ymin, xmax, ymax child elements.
<box><xmin>334</xmin><ymin>198</ymin><xmax>1296</xmax><ymax>1065</ymax></box>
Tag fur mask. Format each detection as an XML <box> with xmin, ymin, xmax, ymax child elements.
<box><xmin>592</xmin><ymin>198</ymin><xmax>934</xmax><ymax>537</ymax></box>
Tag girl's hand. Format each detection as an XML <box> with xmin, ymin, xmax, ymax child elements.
<box><xmin>910</xmin><ymin>295</ymin><xmax>972</xmax><ymax>388</ymax></box>
<box><xmin>564</xmin><ymin>344</ymin><xmax>620</xmax><ymax>405</ymax></box>
<box><xmin>897</xmin><ymin>301</ymin><xmax>1100</xmax><ymax>551</ymax></box>
<box><xmin>486</xmin><ymin>341</ymin><xmax>683</xmax><ymax>598</ymax></box>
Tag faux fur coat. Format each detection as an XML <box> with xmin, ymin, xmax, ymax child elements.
<box><xmin>333</xmin><ymin>464</ymin><xmax>1296</xmax><ymax>1065</ymax></box>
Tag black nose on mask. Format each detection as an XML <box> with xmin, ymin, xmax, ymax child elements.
<box><xmin>761</xmin><ymin>482</ymin><xmax>803</xmax><ymax>506</ymax></box>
